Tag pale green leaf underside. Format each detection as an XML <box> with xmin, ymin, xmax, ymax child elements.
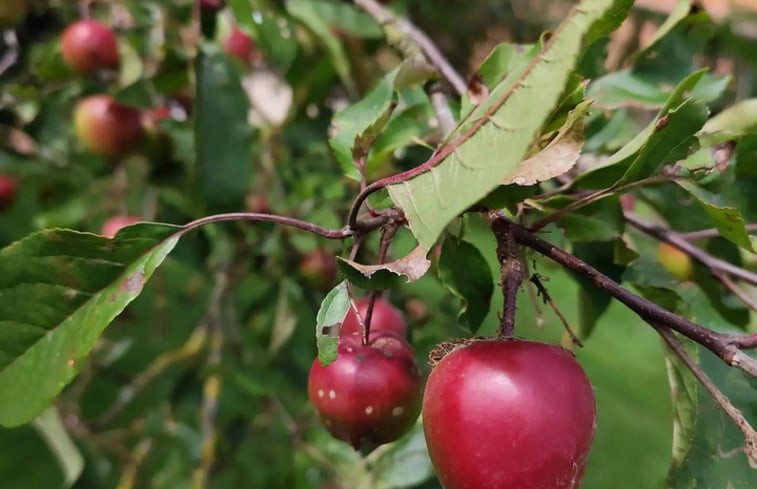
<box><xmin>0</xmin><ymin>225</ymin><xmax>180</xmax><ymax>427</ymax></box>
<box><xmin>388</xmin><ymin>0</ymin><xmax>628</xmax><ymax>250</ymax></box>
<box><xmin>315</xmin><ymin>280</ymin><xmax>350</xmax><ymax>366</ymax></box>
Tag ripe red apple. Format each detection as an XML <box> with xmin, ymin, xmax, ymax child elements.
<box><xmin>339</xmin><ymin>297</ymin><xmax>407</xmax><ymax>338</ymax></box>
<box><xmin>61</xmin><ymin>20</ymin><xmax>120</xmax><ymax>74</ymax></box>
<box><xmin>299</xmin><ymin>248</ymin><xmax>338</xmax><ymax>290</ymax></box>
<box><xmin>0</xmin><ymin>176</ymin><xmax>18</xmax><ymax>210</ymax></box>
<box><xmin>223</xmin><ymin>27</ymin><xmax>254</xmax><ymax>64</ymax></box>
<box><xmin>101</xmin><ymin>216</ymin><xmax>142</xmax><ymax>238</ymax></box>
<box><xmin>74</xmin><ymin>95</ymin><xmax>144</xmax><ymax>156</ymax></box>
<box><xmin>423</xmin><ymin>339</ymin><xmax>596</xmax><ymax>489</ymax></box>
<box><xmin>0</xmin><ymin>0</ymin><xmax>27</xmax><ymax>27</ymax></box>
<box><xmin>308</xmin><ymin>332</ymin><xmax>423</xmax><ymax>450</ymax></box>
<box><xmin>658</xmin><ymin>242</ymin><xmax>692</xmax><ymax>281</ymax></box>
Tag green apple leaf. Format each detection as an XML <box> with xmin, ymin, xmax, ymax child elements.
<box><xmin>315</xmin><ymin>281</ymin><xmax>350</xmax><ymax>366</ymax></box>
<box><xmin>387</xmin><ymin>0</ymin><xmax>633</xmax><ymax>250</ymax></box>
<box><xmin>699</xmin><ymin>99</ymin><xmax>757</xmax><ymax>147</ymax></box>
<box><xmin>0</xmin><ymin>224</ymin><xmax>180</xmax><ymax>427</ymax></box>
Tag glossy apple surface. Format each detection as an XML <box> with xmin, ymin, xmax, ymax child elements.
<box><xmin>0</xmin><ymin>176</ymin><xmax>18</xmax><ymax>210</ymax></box>
<box><xmin>74</xmin><ymin>95</ymin><xmax>143</xmax><ymax>156</ymax></box>
<box><xmin>223</xmin><ymin>27</ymin><xmax>254</xmax><ymax>64</ymax></box>
<box><xmin>423</xmin><ymin>339</ymin><xmax>596</xmax><ymax>489</ymax></box>
<box><xmin>61</xmin><ymin>20</ymin><xmax>119</xmax><ymax>74</ymax></box>
<box><xmin>308</xmin><ymin>332</ymin><xmax>423</xmax><ymax>450</ymax></box>
<box><xmin>101</xmin><ymin>216</ymin><xmax>142</xmax><ymax>238</ymax></box>
<box><xmin>340</xmin><ymin>297</ymin><xmax>407</xmax><ymax>338</ymax></box>
<box><xmin>658</xmin><ymin>242</ymin><xmax>692</xmax><ymax>281</ymax></box>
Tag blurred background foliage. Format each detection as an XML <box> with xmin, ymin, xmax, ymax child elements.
<box><xmin>1</xmin><ymin>0</ymin><xmax>757</xmax><ymax>488</ymax></box>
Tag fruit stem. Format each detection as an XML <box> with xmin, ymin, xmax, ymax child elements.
<box><xmin>361</xmin><ymin>223</ymin><xmax>399</xmax><ymax>345</ymax></box>
<box><xmin>488</xmin><ymin>212</ymin><xmax>523</xmax><ymax>338</ymax></box>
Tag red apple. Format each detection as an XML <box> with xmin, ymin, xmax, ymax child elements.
<box><xmin>101</xmin><ymin>216</ymin><xmax>142</xmax><ymax>238</ymax></box>
<box><xmin>0</xmin><ymin>176</ymin><xmax>18</xmax><ymax>210</ymax></box>
<box><xmin>0</xmin><ymin>0</ymin><xmax>27</xmax><ymax>27</ymax></box>
<box><xmin>74</xmin><ymin>95</ymin><xmax>144</xmax><ymax>156</ymax></box>
<box><xmin>423</xmin><ymin>339</ymin><xmax>596</xmax><ymax>489</ymax></box>
<box><xmin>340</xmin><ymin>297</ymin><xmax>407</xmax><ymax>338</ymax></box>
<box><xmin>308</xmin><ymin>332</ymin><xmax>423</xmax><ymax>450</ymax></box>
<box><xmin>223</xmin><ymin>27</ymin><xmax>254</xmax><ymax>64</ymax></box>
<box><xmin>299</xmin><ymin>248</ymin><xmax>338</xmax><ymax>290</ymax></box>
<box><xmin>61</xmin><ymin>20</ymin><xmax>120</xmax><ymax>74</ymax></box>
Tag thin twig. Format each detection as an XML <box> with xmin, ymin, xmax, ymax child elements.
<box><xmin>529</xmin><ymin>175</ymin><xmax>673</xmax><ymax>233</ymax></box>
<box><xmin>114</xmin><ymin>438</ymin><xmax>153</xmax><ymax>489</ymax></box>
<box><xmin>625</xmin><ymin>212</ymin><xmax>757</xmax><ymax>287</ymax></box>
<box><xmin>657</xmin><ymin>327</ymin><xmax>757</xmax><ymax>468</ymax></box>
<box><xmin>530</xmin><ymin>274</ymin><xmax>583</xmax><ymax>347</ymax></box>
<box><xmin>680</xmin><ymin>224</ymin><xmax>757</xmax><ymax>240</ymax></box>
<box><xmin>491</xmin><ymin>213</ymin><xmax>757</xmax><ymax>377</ymax></box>
<box><xmin>715</xmin><ymin>272</ymin><xmax>757</xmax><ymax>312</ymax></box>
<box><xmin>354</xmin><ymin>0</ymin><xmax>467</xmax><ymax>95</ymax></box>
<box><xmin>361</xmin><ymin>223</ymin><xmax>399</xmax><ymax>345</ymax></box>
<box><xmin>429</xmin><ymin>82</ymin><xmax>457</xmax><ymax>137</ymax></box>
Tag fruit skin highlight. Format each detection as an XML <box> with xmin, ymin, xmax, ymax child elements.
<box><xmin>308</xmin><ymin>332</ymin><xmax>423</xmax><ymax>450</ymax></box>
<box><xmin>658</xmin><ymin>242</ymin><xmax>693</xmax><ymax>281</ymax></box>
<box><xmin>339</xmin><ymin>298</ymin><xmax>407</xmax><ymax>338</ymax></box>
<box><xmin>61</xmin><ymin>20</ymin><xmax>120</xmax><ymax>74</ymax></box>
<box><xmin>423</xmin><ymin>339</ymin><xmax>597</xmax><ymax>489</ymax></box>
<box><xmin>74</xmin><ymin>96</ymin><xmax>144</xmax><ymax>156</ymax></box>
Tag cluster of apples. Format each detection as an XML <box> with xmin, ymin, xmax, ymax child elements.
<box><xmin>308</xmin><ymin>297</ymin><xmax>599</xmax><ymax>488</ymax></box>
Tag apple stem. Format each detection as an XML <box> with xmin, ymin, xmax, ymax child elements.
<box><xmin>488</xmin><ymin>213</ymin><xmax>523</xmax><ymax>338</ymax></box>
<box><xmin>361</xmin><ymin>223</ymin><xmax>399</xmax><ymax>345</ymax></box>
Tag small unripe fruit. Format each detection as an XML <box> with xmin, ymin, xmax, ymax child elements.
<box><xmin>423</xmin><ymin>339</ymin><xmax>597</xmax><ymax>489</ymax></box>
<box><xmin>224</xmin><ymin>27</ymin><xmax>254</xmax><ymax>64</ymax></box>
<box><xmin>340</xmin><ymin>298</ymin><xmax>407</xmax><ymax>338</ymax></box>
<box><xmin>658</xmin><ymin>242</ymin><xmax>692</xmax><ymax>281</ymax></box>
<box><xmin>299</xmin><ymin>248</ymin><xmax>338</xmax><ymax>290</ymax></box>
<box><xmin>0</xmin><ymin>0</ymin><xmax>27</xmax><ymax>28</ymax></box>
<box><xmin>74</xmin><ymin>96</ymin><xmax>144</xmax><ymax>156</ymax></box>
<box><xmin>0</xmin><ymin>176</ymin><xmax>18</xmax><ymax>210</ymax></box>
<box><xmin>61</xmin><ymin>20</ymin><xmax>120</xmax><ymax>74</ymax></box>
<box><xmin>308</xmin><ymin>332</ymin><xmax>423</xmax><ymax>450</ymax></box>
<box><xmin>101</xmin><ymin>216</ymin><xmax>142</xmax><ymax>238</ymax></box>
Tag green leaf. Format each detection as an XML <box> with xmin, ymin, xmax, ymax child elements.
<box><xmin>228</xmin><ymin>1</ymin><xmax>298</xmax><ymax>72</ymax></box>
<box><xmin>315</xmin><ymin>281</ymin><xmax>350</xmax><ymax>366</ymax></box>
<box><xmin>329</xmin><ymin>68</ymin><xmax>402</xmax><ymax>181</ymax></box>
<box><xmin>371</xmin><ymin>422</ymin><xmax>435</xmax><ymax>489</ymax></box>
<box><xmin>437</xmin><ymin>236</ymin><xmax>493</xmax><ymax>332</ymax></box>
<box><xmin>665</xmin><ymin>342</ymin><xmax>757</xmax><ymax>487</ymax></box>
<box><xmin>699</xmin><ymin>99</ymin><xmax>757</xmax><ymax>147</ymax></box>
<box><xmin>573</xmin><ymin>241</ymin><xmax>626</xmax><ymax>338</ymax></box>
<box><xmin>32</xmin><ymin>407</ymin><xmax>83</xmax><ymax>487</ymax></box>
<box><xmin>677</xmin><ymin>181</ymin><xmax>756</xmax><ymax>252</ymax></box>
<box><xmin>287</xmin><ymin>0</ymin><xmax>356</xmax><ymax>94</ymax></box>
<box><xmin>633</xmin><ymin>0</ymin><xmax>693</xmax><ymax>60</ymax></box>
<box><xmin>193</xmin><ymin>43</ymin><xmax>254</xmax><ymax>212</ymax></box>
<box><xmin>0</xmin><ymin>224</ymin><xmax>180</xmax><ymax>427</ymax></box>
<box><xmin>286</xmin><ymin>0</ymin><xmax>382</xmax><ymax>39</ymax></box>
<box><xmin>388</xmin><ymin>0</ymin><xmax>633</xmax><ymax>250</ymax></box>
<box><xmin>575</xmin><ymin>70</ymin><xmax>708</xmax><ymax>189</ymax></box>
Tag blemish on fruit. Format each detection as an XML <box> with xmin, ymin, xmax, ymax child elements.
<box><xmin>392</xmin><ymin>406</ymin><xmax>404</xmax><ymax>416</ymax></box>
<box><xmin>365</xmin><ymin>406</ymin><xmax>374</xmax><ymax>415</ymax></box>
<box><xmin>318</xmin><ymin>389</ymin><xmax>324</xmax><ymax>398</ymax></box>
<box><xmin>328</xmin><ymin>390</ymin><xmax>336</xmax><ymax>399</ymax></box>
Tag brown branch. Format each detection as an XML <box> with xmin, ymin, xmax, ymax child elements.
<box><xmin>625</xmin><ymin>212</ymin><xmax>757</xmax><ymax>287</ymax></box>
<box><xmin>354</xmin><ymin>0</ymin><xmax>466</xmax><ymax>95</ymax></box>
<box><xmin>657</xmin><ymin>327</ymin><xmax>757</xmax><ymax>468</ymax></box>
<box><xmin>680</xmin><ymin>224</ymin><xmax>757</xmax><ymax>241</ymax></box>
<box><xmin>488</xmin><ymin>213</ymin><xmax>523</xmax><ymax>337</ymax></box>
<box><xmin>490</xmin><ymin>213</ymin><xmax>757</xmax><ymax>377</ymax></box>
